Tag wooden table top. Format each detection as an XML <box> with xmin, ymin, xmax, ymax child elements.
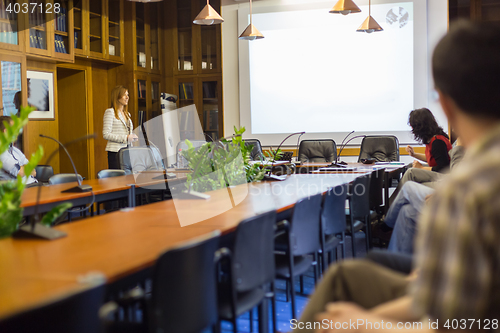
<box><xmin>1</xmin><ymin>173</ymin><xmax>359</xmax><ymax>320</ymax></box>
<box><xmin>21</xmin><ymin>172</ymin><xmax>187</xmax><ymax>208</ymax></box>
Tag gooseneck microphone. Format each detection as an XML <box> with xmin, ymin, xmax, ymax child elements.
<box><xmin>265</xmin><ymin>131</ymin><xmax>305</xmax><ymax>180</ymax></box>
<box><xmin>40</xmin><ymin>134</ymin><xmax>93</xmax><ymax>193</ymax></box>
<box><xmin>336</xmin><ymin>135</ymin><xmax>367</xmax><ymax>166</ymax></box>
<box><xmin>13</xmin><ymin>134</ymin><xmax>96</xmax><ymax>240</ymax></box>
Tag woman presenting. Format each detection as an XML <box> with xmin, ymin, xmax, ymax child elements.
<box><xmin>405</xmin><ymin>108</ymin><xmax>452</xmax><ymax>172</ymax></box>
<box><xmin>103</xmin><ymin>86</ymin><xmax>138</xmax><ymax>169</ymax></box>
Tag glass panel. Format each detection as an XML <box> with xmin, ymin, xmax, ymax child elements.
<box><xmin>136</xmin><ymin>3</ymin><xmax>146</xmax><ymax>68</ymax></box>
<box><xmin>202</xmin><ymin>81</ymin><xmax>219</xmax><ymax>140</ymax></box>
<box><xmin>1</xmin><ymin>61</ymin><xmax>21</xmax><ymax>116</ymax></box>
<box><xmin>482</xmin><ymin>0</ymin><xmax>500</xmax><ymax>23</ymax></box>
<box><xmin>138</xmin><ymin>79</ymin><xmax>147</xmax><ymax>116</ymax></box>
<box><xmin>200</xmin><ymin>0</ymin><xmax>219</xmax><ymax>71</ymax></box>
<box><xmin>0</xmin><ymin>0</ymin><xmax>18</xmax><ymax>45</ymax></box>
<box><xmin>177</xmin><ymin>0</ymin><xmax>193</xmax><ymax>71</ymax></box>
<box><xmin>150</xmin><ymin>3</ymin><xmax>159</xmax><ymax>70</ymax></box>
<box><xmin>73</xmin><ymin>0</ymin><xmax>82</xmax><ymax>50</ymax></box>
<box><xmin>29</xmin><ymin>0</ymin><xmax>47</xmax><ymax>50</ymax></box>
<box><xmin>108</xmin><ymin>0</ymin><xmax>121</xmax><ymax>57</ymax></box>
<box><xmin>151</xmin><ymin>81</ymin><xmax>160</xmax><ymax>118</ymax></box>
<box><xmin>89</xmin><ymin>0</ymin><xmax>103</xmax><ymax>53</ymax></box>
<box><xmin>54</xmin><ymin>1</ymin><xmax>69</xmax><ymax>54</ymax></box>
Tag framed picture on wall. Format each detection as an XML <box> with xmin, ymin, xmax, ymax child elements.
<box><xmin>27</xmin><ymin>70</ymin><xmax>54</xmax><ymax>120</ymax></box>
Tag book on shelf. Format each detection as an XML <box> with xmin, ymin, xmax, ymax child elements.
<box><xmin>203</xmin><ymin>109</ymin><xmax>218</xmax><ymax>131</ymax></box>
<box><xmin>74</xmin><ymin>31</ymin><xmax>79</xmax><ymax>48</ymax></box>
<box><xmin>202</xmin><ymin>82</ymin><xmax>217</xmax><ymax>99</ymax></box>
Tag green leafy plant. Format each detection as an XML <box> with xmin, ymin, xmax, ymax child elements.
<box><xmin>182</xmin><ymin>126</ymin><xmax>267</xmax><ymax>193</ymax></box>
<box><xmin>0</xmin><ymin>106</ymin><xmax>72</xmax><ymax>239</ymax></box>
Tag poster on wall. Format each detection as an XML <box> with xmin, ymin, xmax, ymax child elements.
<box><xmin>27</xmin><ymin>70</ymin><xmax>54</xmax><ymax>120</ymax></box>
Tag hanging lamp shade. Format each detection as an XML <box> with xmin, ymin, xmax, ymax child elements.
<box><xmin>127</xmin><ymin>0</ymin><xmax>163</xmax><ymax>2</ymax></box>
<box><xmin>356</xmin><ymin>15</ymin><xmax>383</xmax><ymax>33</ymax></box>
<box><xmin>329</xmin><ymin>0</ymin><xmax>361</xmax><ymax>15</ymax></box>
<box><xmin>193</xmin><ymin>1</ymin><xmax>224</xmax><ymax>25</ymax></box>
<box><xmin>239</xmin><ymin>0</ymin><xmax>264</xmax><ymax>40</ymax></box>
<box><xmin>356</xmin><ymin>0</ymin><xmax>383</xmax><ymax>33</ymax></box>
<box><xmin>239</xmin><ymin>24</ymin><xmax>264</xmax><ymax>40</ymax></box>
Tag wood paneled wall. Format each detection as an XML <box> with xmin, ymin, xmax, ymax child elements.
<box><xmin>25</xmin><ymin>60</ymin><xmax>60</xmax><ymax>174</ymax></box>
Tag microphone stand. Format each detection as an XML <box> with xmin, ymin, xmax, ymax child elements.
<box><xmin>14</xmin><ymin>134</ymin><xmax>96</xmax><ymax>240</ymax></box>
<box><xmin>40</xmin><ymin>135</ymin><xmax>93</xmax><ymax>193</ymax></box>
<box><xmin>334</xmin><ymin>135</ymin><xmax>367</xmax><ymax>166</ymax></box>
<box><xmin>265</xmin><ymin>131</ymin><xmax>305</xmax><ymax>181</ymax></box>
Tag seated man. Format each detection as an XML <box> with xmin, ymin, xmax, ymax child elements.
<box><xmin>0</xmin><ymin>116</ymin><xmax>37</xmax><ymax>185</ymax></box>
<box><xmin>384</xmin><ymin>144</ymin><xmax>464</xmax><ymax>254</ymax></box>
<box><xmin>292</xmin><ymin>21</ymin><xmax>500</xmax><ymax>333</ymax></box>
<box><xmin>388</xmin><ymin>141</ymin><xmax>464</xmax><ymax>205</ymax></box>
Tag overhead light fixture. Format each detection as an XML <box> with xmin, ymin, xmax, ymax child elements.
<box><xmin>356</xmin><ymin>0</ymin><xmax>383</xmax><ymax>33</ymax></box>
<box><xmin>194</xmin><ymin>0</ymin><xmax>224</xmax><ymax>25</ymax></box>
<box><xmin>329</xmin><ymin>0</ymin><xmax>361</xmax><ymax>15</ymax></box>
<box><xmin>127</xmin><ymin>0</ymin><xmax>163</xmax><ymax>2</ymax></box>
<box><xmin>239</xmin><ymin>0</ymin><xmax>264</xmax><ymax>40</ymax></box>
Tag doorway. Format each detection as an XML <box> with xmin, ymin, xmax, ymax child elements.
<box><xmin>56</xmin><ymin>68</ymin><xmax>89</xmax><ymax>180</ymax></box>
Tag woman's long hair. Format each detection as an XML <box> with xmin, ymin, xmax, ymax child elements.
<box><xmin>408</xmin><ymin>108</ymin><xmax>448</xmax><ymax>144</ymax></box>
<box><xmin>110</xmin><ymin>85</ymin><xmax>130</xmax><ymax>123</ymax></box>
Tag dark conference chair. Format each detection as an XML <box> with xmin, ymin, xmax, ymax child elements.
<box><xmin>358</xmin><ymin>135</ymin><xmax>399</xmax><ymax>162</ymax></box>
<box><xmin>218</xmin><ymin>210</ymin><xmax>277</xmax><ymax>333</ymax></box>
<box><xmin>118</xmin><ymin>147</ymin><xmax>160</xmax><ymax>175</ymax></box>
<box><xmin>346</xmin><ymin>174</ymin><xmax>372</xmax><ymax>257</ymax></box>
<box><xmin>319</xmin><ymin>184</ymin><xmax>348</xmax><ymax>272</ymax></box>
<box><xmin>244</xmin><ymin>139</ymin><xmax>264</xmax><ymax>161</ymax></box>
<box><xmin>298</xmin><ymin>139</ymin><xmax>337</xmax><ymax>163</ymax></box>
<box><xmin>275</xmin><ymin>193</ymin><xmax>323</xmax><ymax>319</ymax></box>
<box><xmin>106</xmin><ymin>231</ymin><xmax>222</xmax><ymax>333</ymax></box>
<box><xmin>0</xmin><ymin>281</ymin><xmax>106</xmax><ymax>333</ymax></box>
<box><xmin>96</xmin><ymin>169</ymin><xmax>127</xmax><ymax>215</ymax></box>
<box><xmin>48</xmin><ymin>173</ymin><xmax>83</xmax><ymax>185</ymax></box>
<box><xmin>35</xmin><ymin>164</ymin><xmax>54</xmax><ymax>184</ymax></box>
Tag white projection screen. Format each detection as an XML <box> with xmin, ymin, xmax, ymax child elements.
<box><xmin>237</xmin><ymin>0</ymin><xmax>448</xmax><ymax>146</ymax></box>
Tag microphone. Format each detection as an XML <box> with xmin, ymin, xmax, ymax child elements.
<box><xmin>177</xmin><ymin>134</ymin><xmax>242</xmax><ymax>200</ymax></box>
<box><xmin>335</xmin><ymin>135</ymin><xmax>366</xmax><ymax>166</ymax></box>
<box><xmin>340</xmin><ymin>131</ymin><xmax>355</xmax><ymax>150</ymax></box>
<box><xmin>13</xmin><ymin>134</ymin><xmax>96</xmax><ymax>240</ymax></box>
<box><xmin>266</xmin><ymin>131</ymin><xmax>305</xmax><ymax>181</ymax></box>
<box><xmin>40</xmin><ymin>134</ymin><xmax>93</xmax><ymax>193</ymax></box>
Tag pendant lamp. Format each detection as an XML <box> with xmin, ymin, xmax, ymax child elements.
<box><xmin>194</xmin><ymin>0</ymin><xmax>224</xmax><ymax>25</ymax></box>
<box><xmin>329</xmin><ymin>0</ymin><xmax>361</xmax><ymax>15</ymax></box>
<box><xmin>127</xmin><ymin>0</ymin><xmax>162</xmax><ymax>2</ymax></box>
<box><xmin>356</xmin><ymin>0</ymin><xmax>383</xmax><ymax>33</ymax></box>
<box><xmin>239</xmin><ymin>0</ymin><xmax>264</xmax><ymax>40</ymax></box>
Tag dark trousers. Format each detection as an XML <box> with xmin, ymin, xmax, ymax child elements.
<box><xmin>107</xmin><ymin>151</ymin><xmax>120</xmax><ymax>169</ymax></box>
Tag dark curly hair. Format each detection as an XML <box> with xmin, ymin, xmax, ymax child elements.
<box><xmin>408</xmin><ymin>108</ymin><xmax>448</xmax><ymax>144</ymax></box>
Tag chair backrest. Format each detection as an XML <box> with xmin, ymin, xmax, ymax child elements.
<box><xmin>369</xmin><ymin>168</ymin><xmax>385</xmax><ymax>211</ymax></box>
<box><xmin>321</xmin><ymin>184</ymin><xmax>348</xmax><ymax>236</ymax></box>
<box><xmin>349</xmin><ymin>174</ymin><xmax>371</xmax><ymax>220</ymax></box>
<box><xmin>35</xmin><ymin>165</ymin><xmax>54</xmax><ymax>183</ymax></box>
<box><xmin>151</xmin><ymin>231</ymin><xmax>220</xmax><ymax>333</ymax></box>
<box><xmin>0</xmin><ymin>282</ymin><xmax>105</xmax><ymax>333</ymax></box>
<box><xmin>232</xmin><ymin>210</ymin><xmax>276</xmax><ymax>293</ymax></box>
<box><xmin>244</xmin><ymin>139</ymin><xmax>264</xmax><ymax>161</ymax></box>
<box><xmin>358</xmin><ymin>136</ymin><xmax>399</xmax><ymax>162</ymax></box>
<box><xmin>176</xmin><ymin>140</ymin><xmax>206</xmax><ymax>168</ymax></box>
<box><xmin>289</xmin><ymin>193</ymin><xmax>323</xmax><ymax>256</ymax></box>
<box><xmin>97</xmin><ymin>169</ymin><xmax>126</xmax><ymax>179</ymax></box>
<box><xmin>298</xmin><ymin>140</ymin><xmax>337</xmax><ymax>163</ymax></box>
<box><xmin>48</xmin><ymin>173</ymin><xmax>83</xmax><ymax>185</ymax></box>
<box><xmin>118</xmin><ymin>147</ymin><xmax>159</xmax><ymax>175</ymax></box>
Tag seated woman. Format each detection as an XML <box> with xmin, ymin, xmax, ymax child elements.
<box><xmin>389</xmin><ymin>108</ymin><xmax>452</xmax><ymax>205</ymax></box>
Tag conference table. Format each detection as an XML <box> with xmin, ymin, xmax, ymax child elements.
<box><xmin>0</xmin><ymin>173</ymin><xmax>362</xmax><ymax>329</ymax></box>
<box><xmin>20</xmin><ymin>170</ymin><xmax>188</xmax><ymax>217</ymax></box>
<box><xmin>299</xmin><ymin>162</ymin><xmax>408</xmax><ymax>212</ymax></box>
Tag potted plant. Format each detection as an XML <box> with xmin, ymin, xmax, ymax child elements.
<box><xmin>0</xmin><ymin>106</ymin><xmax>71</xmax><ymax>239</ymax></box>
